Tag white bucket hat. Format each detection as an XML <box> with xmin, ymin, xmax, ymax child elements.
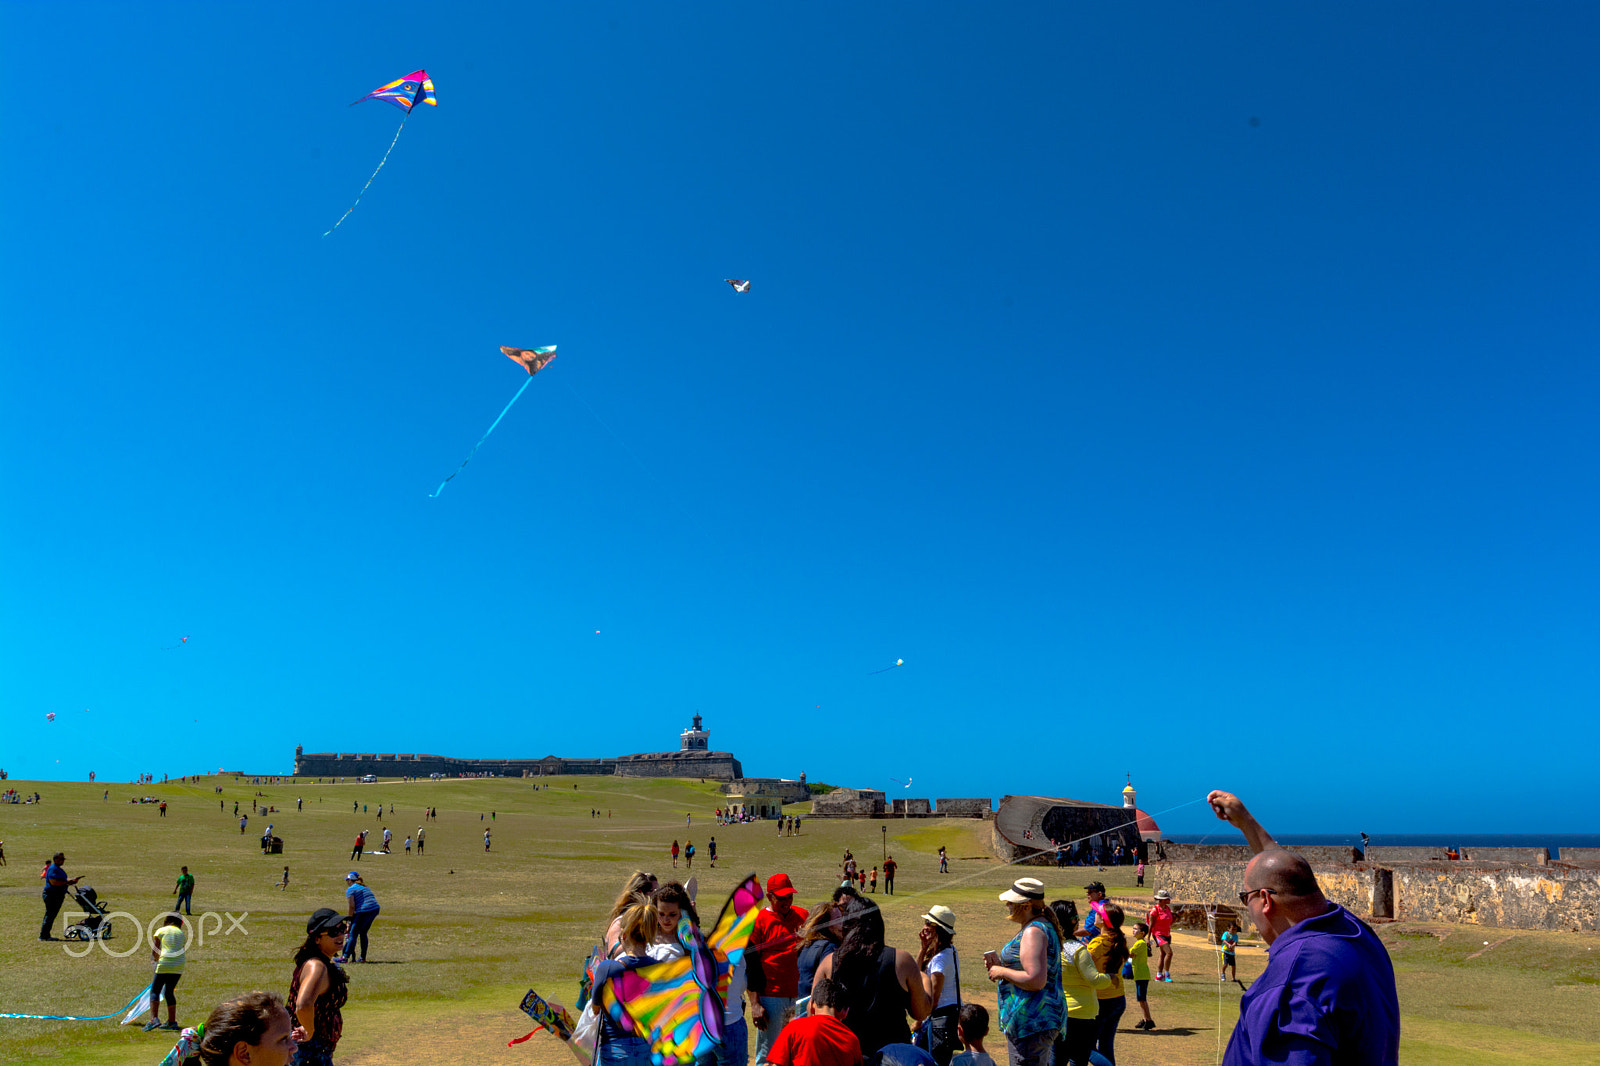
<box><xmin>998</xmin><ymin>877</ymin><xmax>1046</xmax><ymax>903</ymax></box>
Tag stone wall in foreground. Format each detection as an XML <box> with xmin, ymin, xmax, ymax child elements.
<box><xmin>1150</xmin><ymin>860</ymin><xmax>1600</xmax><ymax>931</ymax></box>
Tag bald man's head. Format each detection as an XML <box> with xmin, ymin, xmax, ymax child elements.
<box><xmin>1249</xmin><ymin>849</ymin><xmax>1323</xmax><ymax>900</ymax></box>
<box><xmin>1240</xmin><ymin>849</ymin><xmax>1329</xmax><ymax>943</ymax></box>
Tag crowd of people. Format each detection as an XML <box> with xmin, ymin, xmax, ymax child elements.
<box><xmin>34</xmin><ymin>786</ymin><xmax>1397</xmax><ymax>1066</ymax></box>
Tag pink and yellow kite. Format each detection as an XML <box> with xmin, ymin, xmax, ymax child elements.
<box><xmin>325</xmin><ymin>69</ymin><xmax>437</xmax><ymax>235</ymax></box>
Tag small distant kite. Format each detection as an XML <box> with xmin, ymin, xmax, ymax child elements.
<box><xmin>724</xmin><ymin>279</ymin><xmax>751</xmax><ymax>293</ymax></box>
<box><xmin>890</xmin><ymin>777</ymin><xmax>912</xmax><ymax>789</ymax></box>
<box><xmin>325</xmin><ymin>69</ymin><xmax>437</xmax><ymax>236</ymax></box>
<box><xmin>430</xmin><ymin>346</ymin><xmax>557</xmax><ymax>497</ymax></box>
<box><xmin>164</xmin><ymin>636</ymin><xmax>189</xmax><ymax>650</ymax></box>
<box><xmin>869</xmin><ymin>658</ymin><xmax>905</xmax><ymax>675</ymax></box>
<box><xmin>46</xmin><ymin>713</ymin><xmax>56</xmax><ymax>722</ymax></box>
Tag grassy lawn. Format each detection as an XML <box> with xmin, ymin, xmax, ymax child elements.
<box><xmin>1</xmin><ymin>776</ymin><xmax>1595</xmax><ymax>1065</ymax></box>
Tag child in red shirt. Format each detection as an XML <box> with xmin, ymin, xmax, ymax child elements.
<box><xmin>764</xmin><ymin>977</ymin><xmax>861</xmax><ymax>1066</ymax></box>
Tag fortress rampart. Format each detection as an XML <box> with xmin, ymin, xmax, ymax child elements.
<box><xmin>294</xmin><ymin>716</ymin><xmax>748</xmax><ymax>781</ymax></box>
<box><xmin>1151</xmin><ymin>859</ymin><xmax>1600</xmax><ymax>932</ymax></box>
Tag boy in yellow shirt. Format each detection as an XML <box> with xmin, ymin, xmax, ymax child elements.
<box><xmin>1129</xmin><ymin>922</ymin><xmax>1155</xmax><ymax>1031</ymax></box>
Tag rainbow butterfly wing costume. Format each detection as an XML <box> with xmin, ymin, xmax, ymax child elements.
<box><xmin>596</xmin><ymin>874</ymin><xmax>764</xmax><ymax>1066</ymax></box>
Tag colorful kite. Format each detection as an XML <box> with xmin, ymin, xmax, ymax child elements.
<box><xmin>430</xmin><ymin>346</ymin><xmax>557</xmax><ymax>497</ymax></box>
<box><xmin>724</xmin><ymin>279</ymin><xmax>751</xmax><ymax>293</ymax></box>
<box><xmin>325</xmin><ymin>69</ymin><xmax>437</xmax><ymax>236</ymax></box>
<box><xmin>46</xmin><ymin>712</ymin><xmax>56</xmax><ymax>722</ymax></box>
<box><xmin>596</xmin><ymin>874</ymin><xmax>763</xmax><ymax>1066</ymax></box>
<box><xmin>510</xmin><ymin>989</ymin><xmax>576</xmax><ymax>1045</ymax></box>
<box><xmin>869</xmin><ymin>658</ymin><xmax>905</xmax><ymax>674</ymax></box>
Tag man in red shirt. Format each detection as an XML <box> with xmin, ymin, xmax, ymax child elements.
<box><xmin>763</xmin><ymin>977</ymin><xmax>860</xmax><ymax>1066</ymax></box>
<box><xmin>749</xmin><ymin>873</ymin><xmax>810</xmax><ymax>1064</ymax></box>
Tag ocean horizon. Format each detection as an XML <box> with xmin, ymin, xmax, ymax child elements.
<box><xmin>1164</xmin><ymin>832</ymin><xmax>1600</xmax><ymax>858</ymax></box>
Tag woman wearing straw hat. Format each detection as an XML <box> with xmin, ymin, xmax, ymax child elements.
<box><xmin>982</xmin><ymin>878</ymin><xmax>1064</xmax><ymax>1066</ymax></box>
<box><xmin>915</xmin><ymin>904</ymin><xmax>962</xmax><ymax>1066</ymax></box>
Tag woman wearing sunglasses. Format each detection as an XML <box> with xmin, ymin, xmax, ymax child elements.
<box><xmin>289</xmin><ymin>908</ymin><xmax>350</xmax><ymax>1066</ymax></box>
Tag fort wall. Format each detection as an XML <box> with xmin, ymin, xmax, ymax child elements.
<box><xmin>613</xmin><ymin>751</ymin><xmax>743</xmax><ymax>780</ymax></box>
<box><xmin>935</xmin><ymin>798</ymin><xmax>993</xmax><ymax>817</ymax></box>
<box><xmin>810</xmin><ymin>788</ymin><xmax>886</xmax><ymax>817</ymax></box>
<box><xmin>294</xmin><ymin>715</ymin><xmax>752</xmax><ymax>782</ymax></box>
<box><xmin>1150</xmin><ymin>860</ymin><xmax>1600</xmax><ymax>932</ymax></box>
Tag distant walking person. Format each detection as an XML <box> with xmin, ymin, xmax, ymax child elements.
<box><xmin>939</xmin><ymin>847</ymin><xmax>949</xmax><ymax>874</ymax></box>
<box><xmin>883</xmin><ymin>855</ymin><xmax>898</xmax><ymax>895</ymax></box>
<box><xmin>671</xmin><ymin>840</ymin><xmax>680</xmax><ymax>868</ymax></box>
<box><xmin>708</xmin><ymin>837</ymin><xmax>717</xmax><ymax>868</ymax></box>
<box><xmin>278</xmin><ymin>866</ymin><xmax>290</xmax><ymax>890</ymax></box>
<box><xmin>240</xmin><ymin>815</ymin><xmax>248</xmax><ymax>834</ymax></box>
<box><xmin>340</xmin><ymin>873</ymin><xmax>380</xmax><ymax>964</ymax></box>
<box><xmin>415</xmin><ymin>827</ymin><xmax>425</xmax><ymax>855</ymax></box>
<box><xmin>172</xmin><ymin>866</ymin><xmax>195</xmax><ymax>916</ymax></box>
<box><xmin>484</xmin><ymin>828</ymin><xmax>491</xmax><ymax>851</ymax></box>
<box><xmin>685</xmin><ymin>840</ymin><xmax>695</xmax><ymax>870</ymax></box>
<box><xmin>350</xmin><ymin>830</ymin><xmax>366</xmax><ymax>861</ymax></box>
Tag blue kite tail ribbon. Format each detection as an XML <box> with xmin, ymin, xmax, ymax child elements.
<box><xmin>429</xmin><ymin>375</ymin><xmax>535</xmax><ymax>497</ymax></box>
<box><xmin>0</xmin><ymin>985</ymin><xmax>150</xmax><ymax>1021</ymax></box>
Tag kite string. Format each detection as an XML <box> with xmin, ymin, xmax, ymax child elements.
<box><xmin>0</xmin><ymin>985</ymin><xmax>150</xmax><ymax>1021</ymax></box>
<box><xmin>817</xmin><ymin>795</ymin><xmax>1215</xmax><ymax>912</ymax></box>
<box><xmin>324</xmin><ymin>110</ymin><xmax>410</xmax><ymax>236</ymax></box>
<box><xmin>429</xmin><ymin>375</ymin><xmax>534</xmax><ymax>497</ymax></box>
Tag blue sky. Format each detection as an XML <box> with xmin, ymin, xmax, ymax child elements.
<box><xmin>2</xmin><ymin>4</ymin><xmax>1596</xmax><ymax>834</ymax></box>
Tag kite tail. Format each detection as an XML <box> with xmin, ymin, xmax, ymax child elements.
<box><xmin>429</xmin><ymin>376</ymin><xmax>535</xmax><ymax>497</ymax></box>
<box><xmin>324</xmin><ymin>111</ymin><xmax>410</xmax><ymax>237</ymax></box>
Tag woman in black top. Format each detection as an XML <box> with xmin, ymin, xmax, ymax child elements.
<box><xmin>814</xmin><ymin>897</ymin><xmax>932</xmax><ymax>1061</ymax></box>
<box><xmin>288</xmin><ymin>909</ymin><xmax>349</xmax><ymax>1066</ymax></box>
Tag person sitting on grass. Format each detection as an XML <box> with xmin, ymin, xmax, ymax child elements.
<box><xmin>948</xmin><ymin>1003</ymin><xmax>995</xmax><ymax>1066</ymax></box>
<box><xmin>763</xmin><ymin>976</ymin><xmax>861</xmax><ymax>1066</ymax></box>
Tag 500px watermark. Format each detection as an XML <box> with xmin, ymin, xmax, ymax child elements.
<box><xmin>61</xmin><ymin>911</ymin><xmax>248</xmax><ymax>958</ymax></box>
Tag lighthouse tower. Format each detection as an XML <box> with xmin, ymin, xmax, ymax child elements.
<box><xmin>680</xmin><ymin>714</ymin><xmax>710</xmax><ymax>752</ymax></box>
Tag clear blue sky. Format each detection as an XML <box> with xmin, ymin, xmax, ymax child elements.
<box><xmin>2</xmin><ymin>4</ymin><xmax>1596</xmax><ymax>834</ymax></box>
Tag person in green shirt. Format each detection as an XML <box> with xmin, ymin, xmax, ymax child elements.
<box><xmin>1220</xmin><ymin>927</ymin><xmax>1240</xmax><ymax>986</ymax></box>
<box><xmin>1129</xmin><ymin>922</ymin><xmax>1155</xmax><ymax>1031</ymax></box>
<box><xmin>172</xmin><ymin>866</ymin><xmax>194</xmax><ymax>916</ymax></box>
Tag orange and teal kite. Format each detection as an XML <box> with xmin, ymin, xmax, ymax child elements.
<box><xmin>430</xmin><ymin>346</ymin><xmax>558</xmax><ymax>497</ymax></box>
<box><xmin>325</xmin><ymin>69</ymin><xmax>437</xmax><ymax>235</ymax></box>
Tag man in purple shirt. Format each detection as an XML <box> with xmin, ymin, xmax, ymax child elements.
<box><xmin>1207</xmin><ymin>791</ymin><xmax>1400</xmax><ymax>1066</ymax></box>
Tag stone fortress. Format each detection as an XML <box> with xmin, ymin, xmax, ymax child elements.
<box><xmin>293</xmin><ymin>714</ymin><xmax>806</xmax><ymax>801</ymax></box>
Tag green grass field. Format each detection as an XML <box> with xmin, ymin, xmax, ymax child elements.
<box><xmin>2</xmin><ymin>775</ymin><xmax>1595</xmax><ymax>1065</ymax></box>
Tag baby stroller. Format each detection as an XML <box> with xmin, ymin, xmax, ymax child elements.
<box><xmin>63</xmin><ymin>884</ymin><xmax>115</xmax><ymax>940</ymax></box>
